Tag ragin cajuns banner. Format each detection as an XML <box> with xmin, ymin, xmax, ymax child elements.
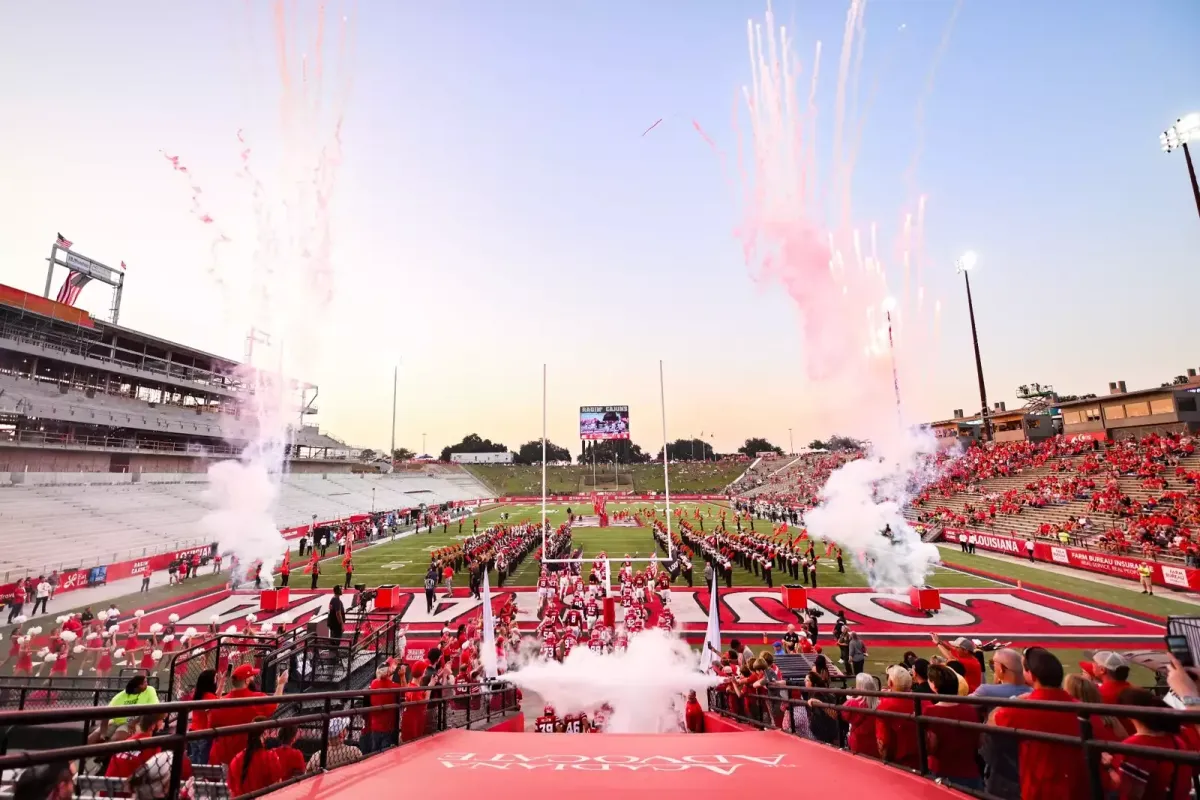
<box><xmin>939</xmin><ymin>529</ymin><xmax>1200</xmax><ymax>591</ymax></box>
<box><xmin>138</xmin><ymin>585</ymin><xmax>1163</xmax><ymax>650</ymax></box>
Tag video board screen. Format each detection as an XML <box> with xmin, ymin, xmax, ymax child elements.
<box><xmin>580</xmin><ymin>406</ymin><xmax>630</xmax><ymax>440</ymax></box>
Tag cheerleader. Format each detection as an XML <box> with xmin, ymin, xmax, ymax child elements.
<box><xmin>95</xmin><ymin>638</ymin><xmax>115</xmax><ymax>676</ymax></box>
<box><xmin>79</xmin><ymin>631</ymin><xmax>103</xmax><ymax>675</ymax></box>
<box><xmin>49</xmin><ymin>639</ymin><xmax>70</xmax><ymax>678</ymax></box>
<box><xmin>1</xmin><ymin>622</ymin><xmax>24</xmax><ymax>670</ymax></box>
<box><xmin>123</xmin><ymin>617</ymin><xmax>144</xmax><ymax>665</ymax></box>
<box><xmin>14</xmin><ymin>636</ymin><xmax>33</xmax><ymax>677</ymax></box>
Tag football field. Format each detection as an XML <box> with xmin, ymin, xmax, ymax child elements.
<box><xmin>315</xmin><ymin>501</ymin><xmax>995</xmax><ymax>592</ymax></box>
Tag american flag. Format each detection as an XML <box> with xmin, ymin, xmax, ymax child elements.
<box><xmin>120</xmin><ymin>261</ymin><xmax>127</xmax><ymax>271</ymax></box>
<box><xmin>55</xmin><ymin>233</ymin><xmax>73</xmax><ymax>250</ymax></box>
<box><xmin>55</xmin><ymin>272</ymin><xmax>92</xmax><ymax>306</ymax></box>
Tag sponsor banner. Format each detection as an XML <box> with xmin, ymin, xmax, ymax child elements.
<box><xmin>1</xmin><ymin>513</ymin><xmax>376</xmax><ymax>599</ymax></box>
<box><xmin>941</xmin><ymin>529</ymin><xmax>1200</xmax><ymax>591</ymax></box>
<box><xmin>133</xmin><ymin>586</ymin><xmax>1163</xmax><ymax>645</ymax></box>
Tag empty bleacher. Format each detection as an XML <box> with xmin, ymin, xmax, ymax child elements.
<box><xmin>0</xmin><ymin>373</ymin><xmax>342</xmax><ymax>448</ymax></box>
<box><xmin>0</xmin><ymin>469</ymin><xmax>494</xmax><ymax>579</ymax></box>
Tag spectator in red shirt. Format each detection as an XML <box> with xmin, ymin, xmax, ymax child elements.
<box><xmin>361</xmin><ymin>663</ymin><xmax>404</xmax><ymax>753</ymax></box>
<box><xmin>105</xmin><ymin>714</ymin><xmax>165</xmax><ymax>779</ymax></box>
<box><xmin>992</xmin><ymin>647</ymin><xmax>1089</xmax><ymax>800</ymax></box>
<box><xmin>228</xmin><ymin>724</ymin><xmax>282</xmax><ymax>797</ymax></box>
<box><xmin>876</xmin><ymin>665</ymin><xmax>920</xmax><ymax>770</ymax></box>
<box><xmin>924</xmin><ymin>665</ymin><xmax>983</xmax><ymax>791</ymax></box>
<box><xmin>1105</xmin><ymin>688</ymin><xmax>1198</xmax><ymax>800</ymax></box>
<box><xmin>932</xmin><ymin>634</ymin><xmax>982</xmax><ymax>692</ymax></box>
<box><xmin>271</xmin><ymin>725</ymin><xmax>307</xmax><ymax>781</ymax></box>
<box><xmin>208</xmin><ymin>664</ymin><xmax>287</xmax><ymax>766</ymax></box>
<box><xmin>840</xmin><ymin>672</ymin><xmax>881</xmax><ymax>758</ymax></box>
<box><xmin>1080</xmin><ymin>651</ymin><xmax>1134</xmax><ymax>705</ymax></box>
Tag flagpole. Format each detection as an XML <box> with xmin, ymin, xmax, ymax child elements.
<box><xmin>659</xmin><ymin>360</ymin><xmax>672</xmax><ymax>561</ymax></box>
<box><xmin>541</xmin><ymin>363</ymin><xmax>547</xmax><ymax>558</ymax></box>
<box><xmin>389</xmin><ymin>364</ymin><xmax>397</xmax><ymax>462</ymax></box>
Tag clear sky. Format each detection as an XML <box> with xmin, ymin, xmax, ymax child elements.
<box><xmin>1</xmin><ymin>1</ymin><xmax>1197</xmax><ymax>458</ymax></box>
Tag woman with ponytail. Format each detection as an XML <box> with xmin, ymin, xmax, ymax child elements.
<box><xmin>227</xmin><ymin>720</ymin><xmax>281</xmax><ymax>796</ymax></box>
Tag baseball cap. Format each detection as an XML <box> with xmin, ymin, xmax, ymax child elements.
<box><xmin>232</xmin><ymin>664</ymin><xmax>260</xmax><ymax>681</ymax></box>
<box><xmin>949</xmin><ymin>637</ymin><xmax>977</xmax><ymax>653</ymax></box>
<box><xmin>1080</xmin><ymin>651</ymin><xmax>1128</xmax><ymax>678</ymax></box>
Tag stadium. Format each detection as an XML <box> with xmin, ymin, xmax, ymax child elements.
<box><xmin>3</xmin><ymin>2</ymin><xmax>1200</xmax><ymax>800</ymax></box>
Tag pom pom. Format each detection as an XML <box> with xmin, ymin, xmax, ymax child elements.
<box><xmin>184</xmin><ymin>627</ymin><xmax>197</xmax><ymax>637</ymax></box>
<box><xmin>168</xmin><ymin>613</ymin><xmax>180</xmax><ymax>623</ymax></box>
<box><xmin>14</xmin><ymin>615</ymin><xmax>27</xmax><ymax>624</ymax></box>
<box><xmin>16</xmin><ymin>636</ymin><xmax>27</xmax><ymax>644</ymax></box>
<box><xmin>259</xmin><ymin>623</ymin><xmax>274</xmax><ymax>634</ymax></box>
<box><xmin>73</xmin><ymin>645</ymin><xmax>85</xmax><ymax>654</ymax></box>
<box><xmin>44</xmin><ymin>653</ymin><xmax>57</xmax><ymax>663</ymax></box>
<box><xmin>151</xmin><ymin>650</ymin><xmax>163</xmax><ymax>660</ymax></box>
<box><xmin>97</xmin><ymin>611</ymin><xmax>109</xmax><ymax>621</ymax></box>
<box><xmin>114</xmin><ymin>648</ymin><xmax>126</xmax><ymax>659</ymax></box>
<box><xmin>134</xmin><ymin>610</ymin><xmax>145</xmax><ymax>618</ymax></box>
<box><xmin>246</xmin><ymin>614</ymin><xmax>258</xmax><ymax>623</ymax></box>
<box><xmin>60</xmin><ymin>631</ymin><xmax>77</xmax><ymax>643</ymax></box>
<box><xmin>56</xmin><ymin>615</ymin><xmax>69</xmax><ymax>624</ymax></box>
<box><xmin>86</xmin><ymin>632</ymin><xmax>100</xmax><ymax>640</ymax></box>
<box><xmin>163</xmin><ymin>635</ymin><xmax>175</xmax><ymax>643</ymax></box>
<box><xmin>27</xmin><ymin>626</ymin><xmax>42</xmax><ymax>636</ymax></box>
<box><xmin>149</xmin><ymin>623</ymin><xmax>164</xmax><ymax>634</ymax></box>
<box><xmin>37</xmin><ymin>647</ymin><xmax>49</xmax><ymax>657</ymax></box>
<box><xmin>210</xmin><ymin>615</ymin><xmax>220</xmax><ymax>623</ymax></box>
<box><xmin>225</xmin><ymin>625</ymin><xmax>238</xmax><ymax>634</ymax></box>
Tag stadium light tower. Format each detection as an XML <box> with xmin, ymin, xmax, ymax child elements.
<box><xmin>1161</xmin><ymin>113</ymin><xmax>1200</xmax><ymax>222</ymax></box>
<box><xmin>789</xmin><ymin>427</ymin><xmax>794</xmax><ymax>455</ymax></box>
<box><xmin>956</xmin><ymin>251</ymin><xmax>993</xmax><ymax>443</ymax></box>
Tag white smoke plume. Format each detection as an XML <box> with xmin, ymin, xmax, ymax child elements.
<box><xmin>803</xmin><ymin>424</ymin><xmax>942</xmax><ymax>590</ymax></box>
<box><xmin>200</xmin><ymin>4</ymin><xmax>351</xmax><ymax>582</ymax></box>
<box><xmin>504</xmin><ymin>629</ymin><xmax>720</xmax><ymax>733</ymax></box>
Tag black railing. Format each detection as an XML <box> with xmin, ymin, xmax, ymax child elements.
<box><xmin>708</xmin><ymin>685</ymin><xmax>1200</xmax><ymax>798</ymax></box>
<box><xmin>0</xmin><ymin>679</ymin><xmax>519</xmax><ymax>799</ymax></box>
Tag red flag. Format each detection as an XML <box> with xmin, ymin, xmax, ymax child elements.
<box><xmin>281</xmin><ymin>551</ymin><xmax>291</xmax><ymax>571</ymax></box>
<box><xmin>342</xmin><ymin>537</ymin><xmax>354</xmax><ymax>571</ymax></box>
<box><xmin>303</xmin><ymin>550</ymin><xmax>319</xmax><ymax>574</ymax></box>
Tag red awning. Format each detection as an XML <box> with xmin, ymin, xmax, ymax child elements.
<box><xmin>266</xmin><ymin>729</ymin><xmax>965</xmax><ymax>799</ymax></box>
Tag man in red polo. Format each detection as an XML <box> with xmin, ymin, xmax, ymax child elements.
<box><xmin>932</xmin><ymin>634</ymin><xmax>982</xmax><ymax>692</ymax></box>
<box><xmin>991</xmin><ymin>647</ymin><xmax>1088</xmax><ymax>800</ymax></box>
<box><xmin>1080</xmin><ymin>651</ymin><xmax>1133</xmax><ymax>704</ymax></box>
<box><xmin>208</xmin><ymin>664</ymin><xmax>287</xmax><ymax>766</ymax></box>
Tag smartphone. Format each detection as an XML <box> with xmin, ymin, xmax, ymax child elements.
<box><xmin>1166</xmin><ymin>634</ymin><xmax>1194</xmax><ymax>668</ymax></box>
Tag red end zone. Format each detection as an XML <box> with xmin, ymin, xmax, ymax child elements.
<box><xmin>139</xmin><ymin>585</ymin><xmax>1163</xmax><ymax>650</ymax></box>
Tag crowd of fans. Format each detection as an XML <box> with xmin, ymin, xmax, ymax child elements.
<box><xmin>709</xmin><ymin>632</ymin><xmax>1200</xmax><ymax>799</ymax></box>
<box><xmin>907</xmin><ymin>432</ymin><xmax>1200</xmax><ymax>563</ymax></box>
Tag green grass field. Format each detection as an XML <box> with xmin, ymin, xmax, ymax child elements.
<box><xmin>314</xmin><ymin>502</ymin><xmax>997</xmax><ymax>593</ymax></box>
<box><xmin>462</xmin><ymin>462</ymin><xmax>747</xmax><ymax>496</ymax></box>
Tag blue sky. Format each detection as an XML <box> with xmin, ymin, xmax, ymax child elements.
<box><xmin>0</xmin><ymin>1</ymin><xmax>1197</xmax><ymax>455</ymax></box>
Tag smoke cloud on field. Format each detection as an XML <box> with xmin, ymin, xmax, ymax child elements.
<box><xmin>504</xmin><ymin>629</ymin><xmax>720</xmax><ymax>733</ymax></box>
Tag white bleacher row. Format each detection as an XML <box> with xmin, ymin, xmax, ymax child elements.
<box><xmin>0</xmin><ymin>373</ymin><xmax>340</xmax><ymax>448</ymax></box>
<box><xmin>0</xmin><ymin>470</ymin><xmax>494</xmax><ymax>580</ymax></box>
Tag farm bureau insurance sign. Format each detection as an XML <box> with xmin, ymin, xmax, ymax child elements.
<box><xmin>941</xmin><ymin>529</ymin><xmax>1200</xmax><ymax>590</ymax></box>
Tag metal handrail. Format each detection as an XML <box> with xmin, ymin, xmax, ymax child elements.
<box><xmin>708</xmin><ymin>684</ymin><xmax>1200</xmax><ymax>799</ymax></box>
<box><xmin>0</xmin><ymin>678</ymin><xmax>519</xmax><ymax>799</ymax></box>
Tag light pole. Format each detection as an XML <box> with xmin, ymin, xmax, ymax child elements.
<box><xmin>1161</xmin><ymin>113</ymin><xmax>1200</xmax><ymax>222</ymax></box>
<box><xmin>956</xmin><ymin>251</ymin><xmax>993</xmax><ymax>443</ymax></box>
<box><xmin>422</xmin><ymin>433</ymin><xmax>427</xmax><ymax>456</ymax></box>
<box><xmin>788</xmin><ymin>427</ymin><xmax>794</xmax><ymax>455</ymax></box>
